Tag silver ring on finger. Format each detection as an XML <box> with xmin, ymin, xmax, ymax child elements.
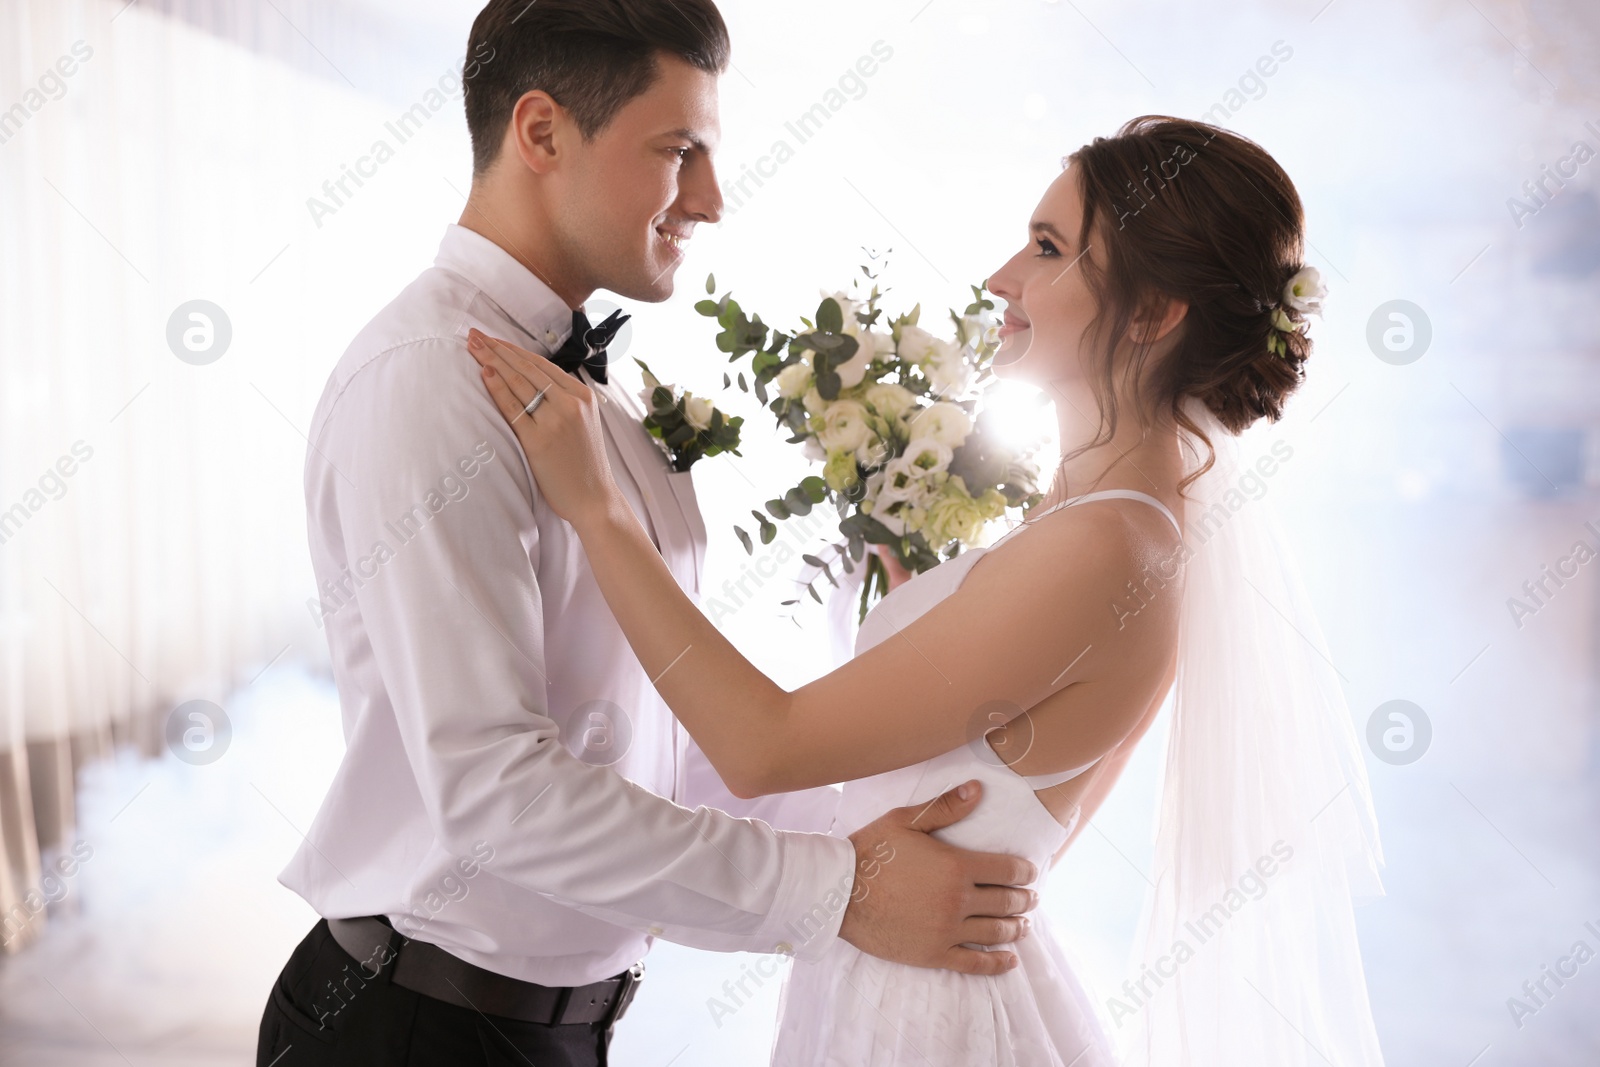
<box><xmin>522</xmin><ymin>386</ymin><xmax>551</xmax><ymax>418</ymax></box>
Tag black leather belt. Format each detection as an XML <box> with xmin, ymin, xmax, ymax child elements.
<box><xmin>326</xmin><ymin>915</ymin><xmax>643</xmax><ymax>1028</ymax></box>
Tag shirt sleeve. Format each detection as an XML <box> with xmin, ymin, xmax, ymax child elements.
<box><xmin>316</xmin><ymin>338</ymin><xmax>855</xmax><ymax>960</ymax></box>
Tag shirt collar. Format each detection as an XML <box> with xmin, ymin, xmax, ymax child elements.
<box><xmin>434</xmin><ymin>223</ymin><xmax>575</xmax><ymax>354</ymax></box>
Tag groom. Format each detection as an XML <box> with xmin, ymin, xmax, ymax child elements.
<box><xmin>256</xmin><ymin>2</ymin><xmax>1038</xmax><ymax>1064</ymax></box>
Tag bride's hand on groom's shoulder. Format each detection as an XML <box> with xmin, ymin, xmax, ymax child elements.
<box><xmin>467</xmin><ymin>329</ymin><xmax>625</xmax><ymax>529</ymax></box>
<box><xmin>839</xmin><ymin>780</ymin><xmax>1038</xmax><ymax>976</ymax></box>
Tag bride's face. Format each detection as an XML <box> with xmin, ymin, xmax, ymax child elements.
<box><xmin>986</xmin><ymin>166</ymin><xmax>1102</xmax><ymax>388</ymax></box>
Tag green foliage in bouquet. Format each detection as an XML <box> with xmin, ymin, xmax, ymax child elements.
<box><xmin>695</xmin><ymin>261</ymin><xmax>1046</xmax><ymax>621</ymax></box>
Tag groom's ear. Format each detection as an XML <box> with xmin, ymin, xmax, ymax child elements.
<box><xmin>506</xmin><ymin>90</ymin><xmax>567</xmax><ymax>176</ymax></box>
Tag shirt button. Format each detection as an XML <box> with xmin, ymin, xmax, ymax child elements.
<box><xmin>648</xmin><ymin>925</ymin><xmax>663</xmax><ymax>936</ymax></box>
<box><xmin>774</xmin><ymin>941</ymin><xmax>793</xmax><ymax>955</ymax></box>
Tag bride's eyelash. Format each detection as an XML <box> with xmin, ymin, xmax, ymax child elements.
<box><xmin>1035</xmin><ymin>238</ymin><xmax>1060</xmax><ymax>257</ymax></box>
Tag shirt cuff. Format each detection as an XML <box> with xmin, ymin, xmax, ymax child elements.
<box><xmin>756</xmin><ymin>830</ymin><xmax>856</xmax><ymax>963</ymax></box>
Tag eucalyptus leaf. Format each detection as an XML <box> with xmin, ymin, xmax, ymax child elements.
<box><xmin>800</xmin><ymin>476</ymin><xmax>828</xmax><ymax>502</ymax></box>
<box><xmin>816</xmin><ymin>297</ymin><xmax>843</xmax><ymax>335</ymax></box>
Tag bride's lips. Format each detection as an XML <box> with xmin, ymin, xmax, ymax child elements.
<box><xmin>997</xmin><ymin>310</ymin><xmax>1032</xmax><ymax>338</ymax></box>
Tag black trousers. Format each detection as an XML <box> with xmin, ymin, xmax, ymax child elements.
<box><xmin>256</xmin><ymin>919</ymin><xmax>612</xmax><ymax>1067</ymax></box>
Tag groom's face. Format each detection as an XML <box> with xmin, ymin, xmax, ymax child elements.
<box><xmin>555</xmin><ymin>53</ymin><xmax>724</xmax><ymax>303</ymax></box>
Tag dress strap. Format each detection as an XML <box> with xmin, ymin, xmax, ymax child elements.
<box><xmin>1061</xmin><ymin>489</ymin><xmax>1182</xmax><ymax>538</ymax></box>
<box><xmin>1019</xmin><ymin>757</ymin><xmax>1101</xmax><ymax>790</ymax></box>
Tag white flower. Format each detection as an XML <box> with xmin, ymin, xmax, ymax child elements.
<box><xmin>1282</xmin><ymin>266</ymin><xmax>1326</xmax><ymax>316</ymax></box>
<box><xmin>802</xmin><ymin>436</ymin><xmax>827</xmax><ymax>463</ymax></box>
<box><xmin>896</xmin><ymin>324</ymin><xmax>940</xmax><ymax>365</ymax></box>
<box><xmin>683</xmin><ymin>394</ymin><xmax>714</xmax><ymax>432</ymax></box>
<box><xmin>856</xmin><ymin>437</ymin><xmax>891</xmax><ymax>468</ymax></box>
<box><xmin>960</xmin><ymin>312</ymin><xmax>1001</xmax><ymax>352</ymax></box>
<box><xmin>924</xmin><ymin>481</ymin><xmax>1001</xmax><ymax>546</ymax></box>
<box><xmin>907</xmin><ymin>401</ymin><xmax>973</xmax><ymax>448</ymax></box>
<box><xmin>901</xmin><ymin>436</ymin><xmax>954</xmax><ymax>477</ymax></box>
<box><xmin>860</xmin><ymin>469</ymin><xmax>885</xmax><ymax>507</ymax></box>
<box><xmin>832</xmin><ymin>328</ymin><xmax>876</xmax><ymax>389</ymax></box>
<box><xmin>775</xmin><ymin>361</ymin><xmax>813</xmax><ymax>399</ymax></box>
<box><xmin>923</xmin><ymin>342</ymin><xmax>976</xmax><ymax>396</ymax></box>
<box><xmin>874</xmin><ymin>497</ymin><xmax>928</xmax><ymax>537</ymax></box>
<box><xmin>878</xmin><ymin>454</ymin><xmax>940</xmax><ymax>507</ymax></box>
<box><xmin>802</xmin><ymin>386</ymin><xmax>828</xmax><ymax>417</ymax></box>
<box><xmin>899</xmin><ymin>324</ymin><xmax>972</xmax><ymax>397</ymax></box>
<box><xmin>862</xmin><ymin>382</ymin><xmax>917</xmax><ymax>424</ymax></box>
<box><xmin>816</xmin><ymin>400</ymin><xmax>873</xmax><ymax>455</ymax></box>
<box><xmin>636</xmin><ymin>366</ymin><xmax>665</xmax><ymax>409</ymax></box>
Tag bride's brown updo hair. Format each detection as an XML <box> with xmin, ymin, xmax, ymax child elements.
<box><xmin>1065</xmin><ymin>116</ymin><xmax>1313</xmax><ymax>456</ymax></box>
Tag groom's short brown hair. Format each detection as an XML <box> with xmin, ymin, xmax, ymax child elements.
<box><xmin>463</xmin><ymin>0</ymin><xmax>731</xmax><ymax>175</ymax></box>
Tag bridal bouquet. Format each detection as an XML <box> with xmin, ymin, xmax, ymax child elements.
<box><xmin>696</xmin><ymin>263</ymin><xmax>1046</xmax><ymax>619</ymax></box>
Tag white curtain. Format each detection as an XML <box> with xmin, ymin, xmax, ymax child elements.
<box><xmin>0</xmin><ymin>0</ymin><xmax>472</xmax><ymax>951</ymax></box>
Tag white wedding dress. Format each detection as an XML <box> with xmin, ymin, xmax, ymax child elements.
<box><xmin>771</xmin><ymin>489</ymin><xmax>1181</xmax><ymax>1067</ymax></box>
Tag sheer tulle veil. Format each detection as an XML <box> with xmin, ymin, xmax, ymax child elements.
<box><xmin>1118</xmin><ymin>397</ymin><xmax>1387</xmax><ymax>1065</ymax></box>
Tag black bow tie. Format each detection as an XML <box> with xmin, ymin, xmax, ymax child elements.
<box><xmin>551</xmin><ymin>308</ymin><xmax>630</xmax><ymax>384</ymax></box>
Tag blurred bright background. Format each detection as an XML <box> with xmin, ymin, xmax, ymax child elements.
<box><xmin>1</xmin><ymin>0</ymin><xmax>1598</xmax><ymax>1063</ymax></box>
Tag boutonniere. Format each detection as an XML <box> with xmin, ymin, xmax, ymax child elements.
<box><xmin>635</xmin><ymin>358</ymin><xmax>744</xmax><ymax>473</ymax></box>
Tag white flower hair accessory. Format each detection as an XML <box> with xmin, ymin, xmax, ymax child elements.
<box><xmin>1268</xmin><ymin>266</ymin><xmax>1326</xmax><ymax>358</ymax></box>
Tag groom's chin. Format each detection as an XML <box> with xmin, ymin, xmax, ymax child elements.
<box><xmin>606</xmin><ymin>267</ymin><xmax>676</xmax><ymax>304</ymax></box>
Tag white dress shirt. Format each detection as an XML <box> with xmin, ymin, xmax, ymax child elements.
<box><xmin>281</xmin><ymin>224</ymin><xmax>855</xmax><ymax>987</ymax></box>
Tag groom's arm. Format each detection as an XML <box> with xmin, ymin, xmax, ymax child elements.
<box><xmin>316</xmin><ymin>338</ymin><xmax>855</xmax><ymax>960</ymax></box>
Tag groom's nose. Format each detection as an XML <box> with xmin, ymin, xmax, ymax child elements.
<box><xmin>679</xmin><ymin>154</ymin><xmax>724</xmax><ymax>226</ymax></box>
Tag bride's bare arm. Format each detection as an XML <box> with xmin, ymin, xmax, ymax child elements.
<box><xmin>471</xmin><ymin>332</ymin><xmax>1180</xmax><ymax>798</ymax></box>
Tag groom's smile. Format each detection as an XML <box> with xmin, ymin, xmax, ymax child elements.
<box><xmin>564</xmin><ymin>53</ymin><xmax>724</xmax><ymax>303</ymax></box>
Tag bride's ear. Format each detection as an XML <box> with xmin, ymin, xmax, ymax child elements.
<box><xmin>1126</xmin><ymin>296</ymin><xmax>1188</xmax><ymax>346</ymax></box>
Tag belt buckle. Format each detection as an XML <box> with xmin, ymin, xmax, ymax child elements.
<box><xmin>601</xmin><ymin>962</ymin><xmax>644</xmax><ymax>1031</ymax></box>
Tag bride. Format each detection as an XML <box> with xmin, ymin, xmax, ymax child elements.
<box><xmin>466</xmin><ymin>115</ymin><xmax>1386</xmax><ymax>1066</ymax></box>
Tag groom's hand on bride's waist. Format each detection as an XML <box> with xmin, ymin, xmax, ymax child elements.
<box><xmin>837</xmin><ymin>780</ymin><xmax>1037</xmax><ymax>975</ymax></box>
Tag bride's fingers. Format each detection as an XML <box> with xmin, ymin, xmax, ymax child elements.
<box><xmin>481</xmin><ymin>365</ymin><xmax>540</xmax><ymax>426</ymax></box>
<box><xmin>467</xmin><ymin>330</ymin><xmax>580</xmax><ymax>398</ymax></box>
<box><xmin>480</xmin><ymin>355</ymin><xmax>542</xmax><ymax>417</ymax></box>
